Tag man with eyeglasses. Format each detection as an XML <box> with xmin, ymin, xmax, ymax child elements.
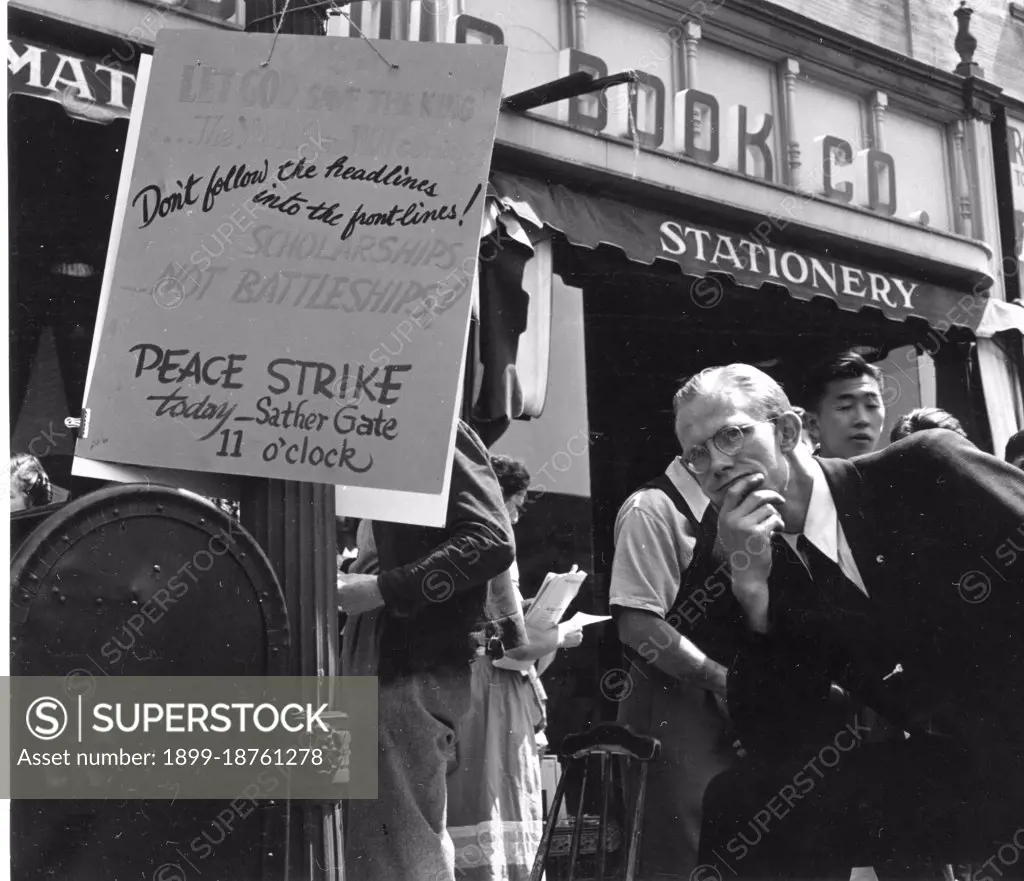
<box><xmin>672</xmin><ymin>363</ymin><xmax>1024</xmax><ymax>878</ymax></box>
<box><xmin>609</xmin><ymin>390</ymin><xmax>750</xmax><ymax>881</ymax></box>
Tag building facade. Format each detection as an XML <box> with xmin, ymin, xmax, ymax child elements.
<box><xmin>9</xmin><ymin>0</ymin><xmax>1024</xmax><ymax>738</ymax></box>
<box><xmin>345</xmin><ymin>0</ymin><xmax>1023</xmax><ymax>731</ymax></box>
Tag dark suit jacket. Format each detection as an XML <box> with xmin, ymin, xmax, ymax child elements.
<box><xmin>373</xmin><ymin>420</ymin><xmax>526</xmax><ymax>680</ymax></box>
<box><xmin>728</xmin><ymin>430</ymin><xmax>1024</xmax><ymax>786</ymax></box>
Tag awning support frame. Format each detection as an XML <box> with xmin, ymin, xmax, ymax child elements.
<box><xmin>501</xmin><ymin>70</ymin><xmax>639</xmax><ymax>113</ymax></box>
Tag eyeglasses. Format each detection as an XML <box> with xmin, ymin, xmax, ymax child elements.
<box><xmin>682</xmin><ymin>420</ymin><xmax>775</xmax><ymax>475</ymax></box>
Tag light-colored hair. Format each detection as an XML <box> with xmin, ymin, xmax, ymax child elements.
<box><xmin>673</xmin><ymin>364</ymin><xmax>792</xmax><ymax>441</ymax></box>
<box><xmin>10</xmin><ymin>453</ymin><xmax>52</xmax><ymax>508</ymax></box>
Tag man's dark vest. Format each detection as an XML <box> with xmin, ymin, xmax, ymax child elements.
<box><xmin>622</xmin><ymin>473</ymin><xmax>749</xmax><ymax>679</ymax></box>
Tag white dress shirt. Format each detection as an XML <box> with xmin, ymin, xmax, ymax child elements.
<box><xmin>781</xmin><ymin>459</ymin><xmax>868</xmax><ymax>595</ymax></box>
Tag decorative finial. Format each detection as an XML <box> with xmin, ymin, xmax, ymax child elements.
<box><xmin>954</xmin><ymin>1</ymin><xmax>984</xmax><ymax>78</ymax></box>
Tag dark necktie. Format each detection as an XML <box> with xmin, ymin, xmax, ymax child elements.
<box><xmin>796</xmin><ymin>534</ymin><xmax>870</xmax><ymax>615</ymax></box>
<box><xmin>697</xmin><ymin>505</ymin><xmax>723</xmax><ymax>563</ymax></box>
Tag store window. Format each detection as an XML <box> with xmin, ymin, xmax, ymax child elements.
<box><xmin>697</xmin><ymin>41</ymin><xmax>779</xmax><ymax>181</ymax></box>
<box><xmin>793</xmin><ymin>73</ymin><xmax>867</xmax><ymax>195</ymax></box>
<box><xmin>794</xmin><ymin>72</ymin><xmax>957</xmax><ymax>228</ymax></box>
<box><xmin>885</xmin><ymin>108</ymin><xmax>953</xmax><ymax>230</ymax></box>
<box><xmin>587</xmin><ymin>3</ymin><xmax>675</xmax><ymax>147</ymax></box>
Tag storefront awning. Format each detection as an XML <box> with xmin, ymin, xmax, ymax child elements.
<box><xmin>490</xmin><ymin>171</ymin><xmax>991</xmax><ymax>334</ymax></box>
<box><xmin>977</xmin><ymin>298</ymin><xmax>1024</xmax><ymax>338</ymax></box>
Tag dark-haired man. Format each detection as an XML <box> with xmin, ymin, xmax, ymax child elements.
<box><xmin>889</xmin><ymin>407</ymin><xmax>967</xmax><ymax>444</ymax></box>
<box><xmin>340</xmin><ymin>420</ymin><xmax>526</xmax><ymax>881</ymax></box>
<box><xmin>800</xmin><ymin>352</ymin><xmax>885</xmax><ymax>459</ymax></box>
<box><xmin>672</xmin><ymin>363</ymin><xmax>1024</xmax><ymax>878</ymax></box>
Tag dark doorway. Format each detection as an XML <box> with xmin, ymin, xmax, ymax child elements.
<box><xmin>9</xmin><ymin>93</ymin><xmax>129</xmax><ymax>490</ymax></box>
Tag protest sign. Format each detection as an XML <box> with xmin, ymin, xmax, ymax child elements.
<box><xmin>74</xmin><ymin>29</ymin><xmax>507</xmax><ymax>525</ymax></box>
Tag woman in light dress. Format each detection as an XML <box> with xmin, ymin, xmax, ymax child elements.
<box><xmin>447</xmin><ymin>455</ymin><xmax>584</xmax><ymax>881</ymax></box>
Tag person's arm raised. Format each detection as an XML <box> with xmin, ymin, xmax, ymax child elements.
<box><xmin>716</xmin><ymin>473</ymin><xmax>785</xmax><ymax>633</ymax></box>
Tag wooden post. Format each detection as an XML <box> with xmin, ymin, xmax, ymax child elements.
<box><xmin>242</xmin><ymin>9</ymin><xmax>343</xmax><ymax>881</ymax></box>
<box><xmin>240</xmin><ymin>479</ymin><xmax>340</xmax><ymax>880</ymax></box>
<box><xmin>420</xmin><ymin>0</ymin><xmax>442</xmax><ymax>42</ymax></box>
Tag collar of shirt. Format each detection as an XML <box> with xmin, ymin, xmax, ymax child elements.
<box><xmin>668</xmin><ymin>457</ymin><xmax>710</xmax><ymax>521</ymax></box>
<box><xmin>781</xmin><ymin>458</ymin><xmax>867</xmax><ymax>594</ymax></box>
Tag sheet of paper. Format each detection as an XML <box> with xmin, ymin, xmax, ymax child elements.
<box><xmin>562</xmin><ymin>612</ymin><xmax>612</xmax><ymax>629</ymax></box>
<box><xmin>492</xmin><ymin>567</ymin><xmax>590</xmax><ymax>673</ymax></box>
<box><xmin>525</xmin><ymin>567</ymin><xmax>587</xmax><ymax>631</ymax></box>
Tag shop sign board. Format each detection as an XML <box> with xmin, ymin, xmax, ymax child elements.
<box><xmin>490</xmin><ymin>173</ymin><xmax>987</xmax><ymax>331</ymax></box>
<box><xmin>10</xmin><ymin>0</ymin><xmax>245</xmax><ymax>48</ymax></box>
<box><xmin>7</xmin><ymin>38</ymin><xmax>137</xmax><ymax>120</ymax></box>
<box><xmin>148</xmin><ymin>0</ymin><xmax>243</xmax><ymax>25</ymax></box>
<box><xmin>76</xmin><ymin>29</ymin><xmax>507</xmax><ymax>526</ymax></box>
<box><xmin>657</xmin><ymin>220</ymin><xmax>968</xmax><ymax>324</ymax></box>
<box><xmin>453</xmin><ymin>1</ymin><xmax>929</xmax><ymax>221</ymax></box>
<box><xmin>1007</xmin><ymin>113</ymin><xmax>1024</xmax><ymax>277</ymax></box>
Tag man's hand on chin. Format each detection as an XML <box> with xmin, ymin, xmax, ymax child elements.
<box><xmin>337</xmin><ymin>573</ymin><xmax>385</xmax><ymax>614</ymax></box>
<box><xmin>717</xmin><ymin>472</ymin><xmax>784</xmax><ymax>633</ymax></box>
